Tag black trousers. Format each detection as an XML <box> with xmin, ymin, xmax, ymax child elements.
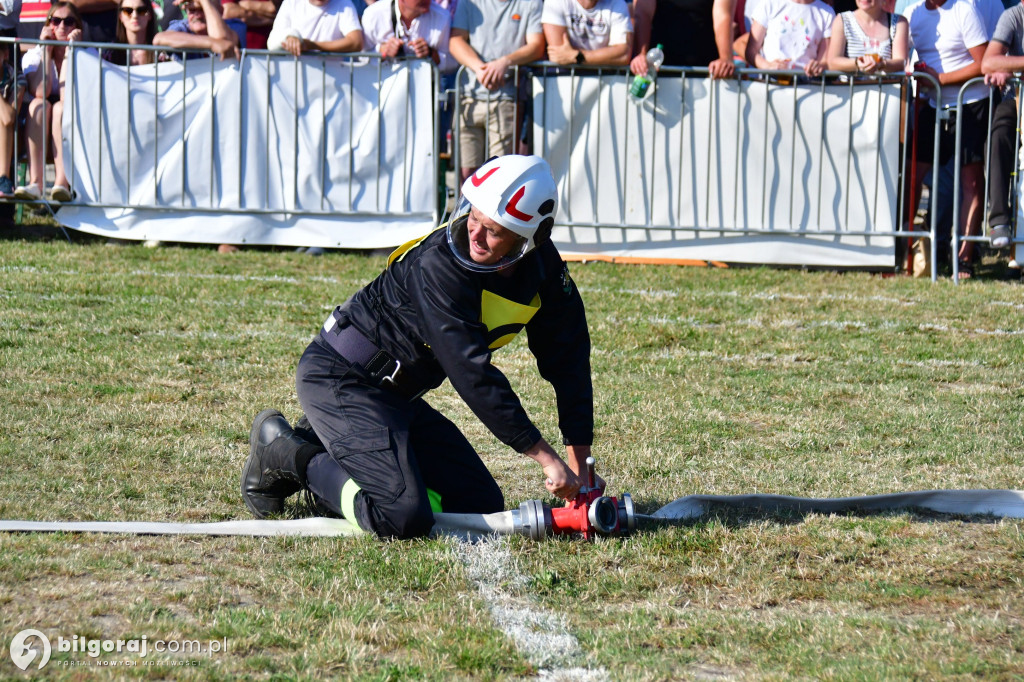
<box><xmin>295</xmin><ymin>338</ymin><xmax>504</xmax><ymax>538</ymax></box>
<box><xmin>987</xmin><ymin>96</ymin><xmax>1018</xmax><ymax>229</ymax></box>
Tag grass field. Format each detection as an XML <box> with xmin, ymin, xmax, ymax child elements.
<box><xmin>1</xmin><ymin>233</ymin><xmax>1023</xmax><ymax>680</ymax></box>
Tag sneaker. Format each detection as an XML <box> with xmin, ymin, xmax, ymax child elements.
<box><xmin>0</xmin><ymin>176</ymin><xmax>13</xmax><ymax>197</ymax></box>
<box><xmin>143</xmin><ymin>239</ymin><xmax>162</xmax><ymax>248</ymax></box>
<box><xmin>990</xmin><ymin>225</ymin><xmax>1011</xmax><ymax>250</ymax></box>
<box><xmin>306</xmin><ymin>247</ymin><xmax>325</xmax><ymax>257</ymax></box>
<box><xmin>13</xmin><ymin>184</ymin><xmax>41</xmax><ymax>200</ymax></box>
<box><xmin>48</xmin><ymin>185</ymin><xmax>72</xmax><ymax>203</ymax></box>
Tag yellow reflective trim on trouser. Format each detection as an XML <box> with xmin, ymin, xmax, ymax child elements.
<box><xmin>340</xmin><ymin>478</ymin><xmax>364</xmax><ymax>534</ymax></box>
<box><xmin>427</xmin><ymin>488</ymin><xmax>442</xmax><ymax>513</ymax></box>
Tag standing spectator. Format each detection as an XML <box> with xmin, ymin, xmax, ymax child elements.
<box><xmin>632</xmin><ymin>0</ymin><xmax>737</xmax><ymax>79</ymax></box>
<box><xmin>0</xmin><ymin>0</ymin><xmax>21</xmax><ymax>49</ymax></box>
<box><xmin>154</xmin><ymin>0</ymin><xmax>244</xmax><ymax>60</ymax></box>
<box><xmin>69</xmin><ymin>0</ymin><xmax>119</xmax><ymax>43</ymax></box>
<box><xmin>16</xmin><ymin>0</ymin><xmax>47</xmax><ymax>50</ymax></box>
<box><xmin>542</xmin><ymin>0</ymin><xmax>633</xmax><ymax>66</ymax></box>
<box><xmin>222</xmin><ymin>0</ymin><xmax>276</xmax><ymax>49</ymax></box>
<box><xmin>827</xmin><ymin>0</ymin><xmax>909</xmax><ymax>73</ymax></box>
<box><xmin>266</xmin><ymin>0</ymin><xmax>363</xmax><ymax>55</ymax></box>
<box><xmin>980</xmin><ymin>1</ymin><xmax>1024</xmax><ymax>250</ymax></box>
<box><xmin>904</xmin><ymin>0</ymin><xmax>988</xmax><ymax>279</ymax></box>
<box><xmin>104</xmin><ymin>0</ymin><xmax>158</xmax><ymax>64</ymax></box>
<box><xmin>362</xmin><ymin>0</ymin><xmax>453</xmax><ymax>71</ymax></box>
<box><xmin>745</xmin><ymin>0</ymin><xmax>834</xmax><ymax>76</ymax></box>
<box><xmin>15</xmin><ymin>1</ymin><xmax>82</xmax><ymax>202</ymax></box>
<box><xmin>0</xmin><ymin>34</ymin><xmax>25</xmax><ymax>198</ymax></box>
<box><xmin>447</xmin><ymin>0</ymin><xmax>544</xmax><ymax>181</ymax></box>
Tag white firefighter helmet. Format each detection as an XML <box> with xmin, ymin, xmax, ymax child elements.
<box><xmin>447</xmin><ymin>155</ymin><xmax>558</xmax><ymax>272</ymax></box>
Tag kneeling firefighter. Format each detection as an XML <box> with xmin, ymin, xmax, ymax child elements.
<box><xmin>241</xmin><ymin>155</ymin><xmax>596</xmax><ymax>538</ymax></box>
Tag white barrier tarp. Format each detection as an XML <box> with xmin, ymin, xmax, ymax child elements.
<box><xmin>537</xmin><ymin>74</ymin><xmax>902</xmax><ymax>266</ymax></box>
<box><xmin>57</xmin><ymin>50</ymin><xmax>437</xmax><ymax>248</ymax></box>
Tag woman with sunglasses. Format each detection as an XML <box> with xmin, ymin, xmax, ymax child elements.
<box><xmin>14</xmin><ymin>1</ymin><xmax>83</xmax><ymax>203</ymax></box>
<box><xmin>104</xmin><ymin>0</ymin><xmax>158</xmax><ymax>66</ymax></box>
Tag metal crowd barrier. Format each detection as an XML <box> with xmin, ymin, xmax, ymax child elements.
<box><xmin>452</xmin><ymin>65</ymin><xmax>941</xmax><ymax>275</ymax></box>
<box><xmin>8</xmin><ymin>42</ymin><xmax>1021</xmax><ymax>279</ymax></box>
<box><xmin>0</xmin><ymin>38</ymin><xmax>441</xmax><ymax>226</ymax></box>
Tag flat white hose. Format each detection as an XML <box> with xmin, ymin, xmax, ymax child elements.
<box><xmin>0</xmin><ymin>490</ymin><xmax>1021</xmax><ymax>538</ymax></box>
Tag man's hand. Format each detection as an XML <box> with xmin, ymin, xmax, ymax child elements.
<box><xmin>406</xmin><ymin>37</ymin><xmax>431</xmax><ymax>59</ymax></box>
<box><xmin>547</xmin><ymin>41</ymin><xmax>578</xmax><ymax>66</ymax></box>
<box><xmin>525</xmin><ymin>438</ymin><xmax>582</xmax><ymax>501</ymax></box>
<box><xmin>282</xmin><ymin>34</ymin><xmax>306</xmax><ymax>57</ymax></box>
<box><xmin>379</xmin><ymin>36</ymin><xmax>403</xmax><ymax>58</ymax></box>
<box><xmin>542</xmin><ymin>459</ymin><xmax>582</xmax><ymax>499</ymax></box>
<box><xmin>476</xmin><ymin>55</ymin><xmax>510</xmax><ymax>89</ymax></box>
<box><xmin>211</xmin><ymin>36</ymin><xmax>240</xmax><ymax>60</ymax></box>
<box><xmin>565</xmin><ymin>444</ymin><xmax>605</xmax><ymax>491</ymax></box>
<box><xmin>914</xmin><ymin>61</ymin><xmax>940</xmax><ymax>89</ymax></box>
<box><xmin>708</xmin><ymin>57</ymin><xmax>735</xmax><ymax>79</ymax></box>
<box><xmin>985</xmin><ymin>71</ymin><xmax>1009</xmax><ymax>88</ymax></box>
<box><xmin>630</xmin><ymin>52</ymin><xmax>648</xmax><ymax>76</ymax></box>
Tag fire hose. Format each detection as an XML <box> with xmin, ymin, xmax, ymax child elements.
<box><xmin>0</xmin><ymin>457</ymin><xmax>1022</xmax><ymax>539</ymax></box>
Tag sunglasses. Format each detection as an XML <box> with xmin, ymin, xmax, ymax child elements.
<box><xmin>49</xmin><ymin>15</ymin><xmax>78</xmax><ymax>27</ymax></box>
<box><xmin>120</xmin><ymin>5</ymin><xmax>151</xmax><ymax>15</ymax></box>
<box><xmin>184</xmin><ymin>5</ymin><xmax>205</xmax><ymax>16</ymax></box>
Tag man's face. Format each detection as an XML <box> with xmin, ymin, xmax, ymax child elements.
<box><xmin>466</xmin><ymin>207</ymin><xmax>522</xmax><ymax>265</ymax></box>
<box><xmin>398</xmin><ymin>0</ymin><xmax>431</xmax><ymax>19</ymax></box>
<box><xmin>184</xmin><ymin>2</ymin><xmax>208</xmax><ymax>34</ymax></box>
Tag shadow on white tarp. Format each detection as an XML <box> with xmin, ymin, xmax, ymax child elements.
<box><xmin>57</xmin><ymin>49</ymin><xmax>437</xmax><ymax>248</ymax></box>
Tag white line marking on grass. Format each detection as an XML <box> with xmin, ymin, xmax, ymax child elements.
<box><xmin>594</xmin><ymin>346</ymin><xmax>987</xmax><ymax>369</ymax></box>
<box><xmin>457</xmin><ymin>538</ymin><xmax>609</xmax><ymax>681</ymax></box>
<box><xmin>603</xmin><ymin>314</ymin><xmax>1024</xmax><ymax>336</ymax></box>
<box><xmin>0</xmin><ymin>265</ymin><xmax>350</xmax><ymax>286</ymax></box>
<box><xmin>580</xmin><ymin>285</ymin><xmax>922</xmax><ymax>307</ymax></box>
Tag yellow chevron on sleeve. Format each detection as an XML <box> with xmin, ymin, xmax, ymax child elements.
<box><xmin>481</xmin><ymin>291</ymin><xmax>541</xmax><ymax>348</ymax></box>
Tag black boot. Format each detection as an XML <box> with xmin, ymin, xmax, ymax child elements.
<box><xmin>241</xmin><ymin>409</ymin><xmax>323</xmax><ymax>519</ymax></box>
<box><xmin>293</xmin><ymin>414</ymin><xmax>325</xmax><ymax>450</ymax></box>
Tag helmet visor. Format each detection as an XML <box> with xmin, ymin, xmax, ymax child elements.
<box><xmin>446</xmin><ymin>197</ymin><xmax>530</xmax><ymax>273</ymax></box>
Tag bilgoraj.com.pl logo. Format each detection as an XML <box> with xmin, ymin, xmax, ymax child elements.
<box><xmin>9</xmin><ymin>629</ymin><xmax>228</xmax><ymax>670</ymax></box>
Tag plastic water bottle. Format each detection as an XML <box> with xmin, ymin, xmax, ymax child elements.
<box><xmin>629</xmin><ymin>44</ymin><xmax>664</xmax><ymax>103</ymax></box>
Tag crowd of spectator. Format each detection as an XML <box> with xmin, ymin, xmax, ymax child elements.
<box><xmin>0</xmin><ymin>0</ymin><xmax>1020</xmax><ymax>273</ymax></box>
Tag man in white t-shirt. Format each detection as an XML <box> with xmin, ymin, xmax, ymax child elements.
<box><xmin>745</xmin><ymin>0</ymin><xmax>835</xmax><ymax>76</ymax></box>
<box><xmin>363</xmin><ymin>0</ymin><xmax>454</xmax><ymax>71</ymax></box>
<box><xmin>541</xmin><ymin>0</ymin><xmax>633</xmax><ymax>66</ymax></box>
<box><xmin>267</xmin><ymin>0</ymin><xmax>363</xmax><ymax>55</ymax></box>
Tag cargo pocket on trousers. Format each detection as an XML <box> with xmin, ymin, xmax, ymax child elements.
<box><xmin>328</xmin><ymin>427</ymin><xmax>405</xmax><ymax>505</ymax></box>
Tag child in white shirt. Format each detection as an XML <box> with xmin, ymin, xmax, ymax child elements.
<box><xmin>745</xmin><ymin>0</ymin><xmax>835</xmax><ymax>76</ymax></box>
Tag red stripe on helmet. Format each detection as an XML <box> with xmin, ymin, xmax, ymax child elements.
<box><xmin>505</xmin><ymin>186</ymin><xmax>533</xmax><ymax>221</ymax></box>
<box><xmin>470</xmin><ymin>166</ymin><xmax>499</xmax><ymax>187</ymax></box>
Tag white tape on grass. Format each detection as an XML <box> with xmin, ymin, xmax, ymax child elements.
<box><xmin>457</xmin><ymin>538</ymin><xmax>609</xmax><ymax>681</ymax></box>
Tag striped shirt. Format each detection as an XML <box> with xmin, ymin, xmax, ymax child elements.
<box><xmin>840</xmin><ymin>11</ymin><xmax>898</xmax><ymax>59</ymax></box>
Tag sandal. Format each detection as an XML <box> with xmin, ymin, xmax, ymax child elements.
<box><xmin>955</xmin><ymin>259</ymin><xmax>973</xmax><ymax>281</ymax></box>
